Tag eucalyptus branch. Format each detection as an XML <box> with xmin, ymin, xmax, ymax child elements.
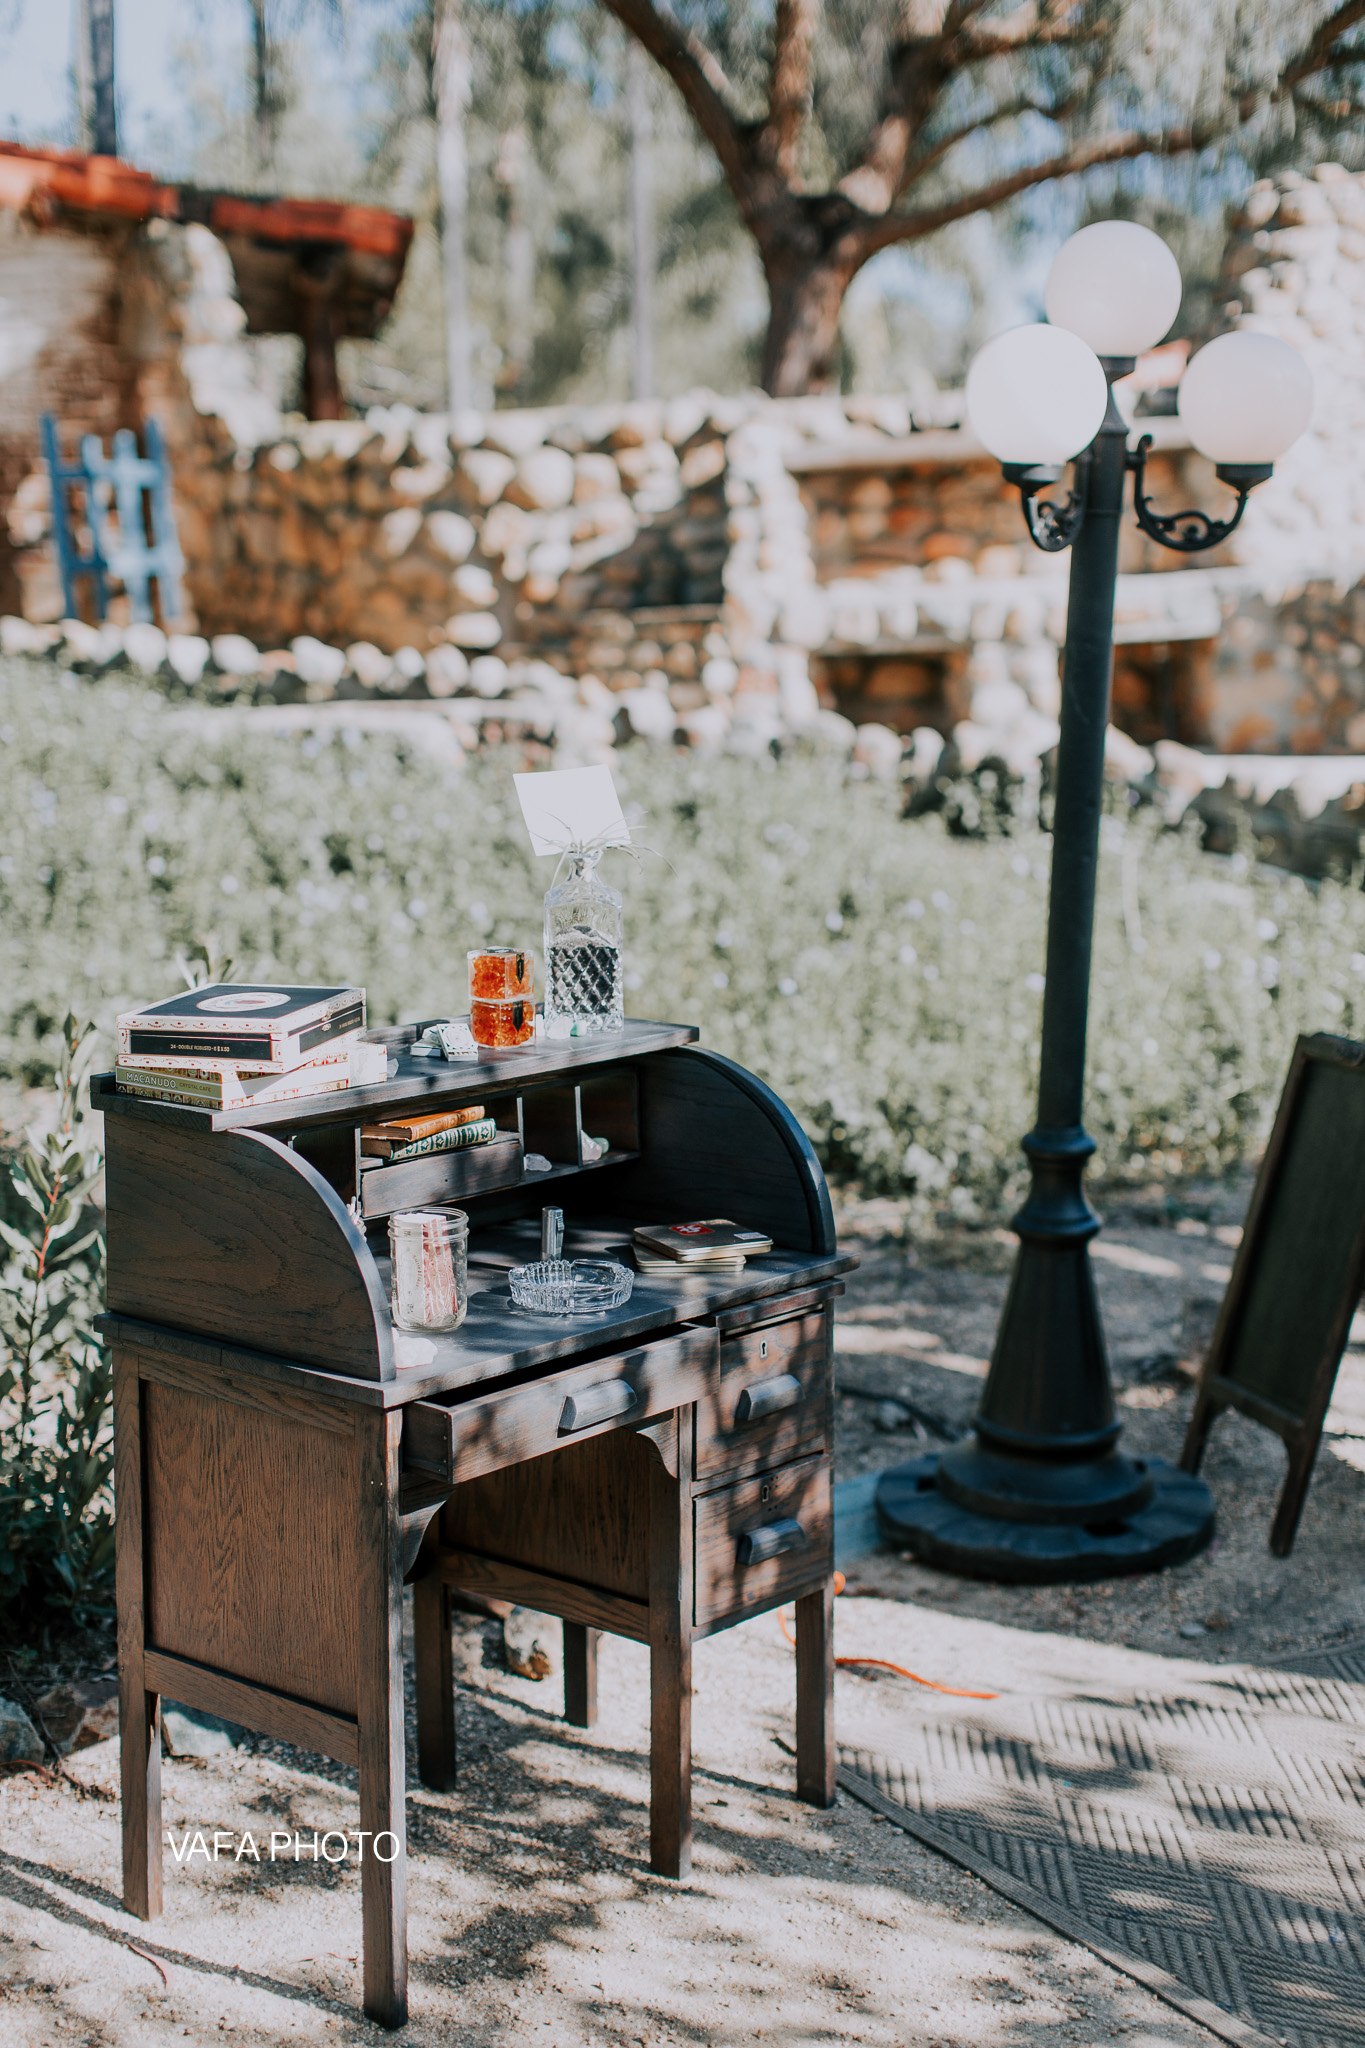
<box><xmin>0</xmin><ymin>1016</ymin><xmax>101</xmax><ymax>1457</ymax></box>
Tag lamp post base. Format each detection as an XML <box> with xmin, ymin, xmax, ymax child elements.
<box><xmin>874</xmin><ymin>1454</ymin><xmax>1214</xmax><ymax>1585</ymax></box>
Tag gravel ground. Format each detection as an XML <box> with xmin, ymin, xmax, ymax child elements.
<box><xmin>1</xmin><ymin>1599</ymin><xmax>1228</xmax><ymax>2048</ymax></box>
<box><xmin>832</xmin><ymin>1178</ymin><xmax>1365</xmax><ymax>1665</ymax></box>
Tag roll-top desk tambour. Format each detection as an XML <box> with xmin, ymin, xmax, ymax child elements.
<box><xmin>95</xmin><ymin>1020</ymin><xmax>854</xmax><ymax>2028</ymax></box>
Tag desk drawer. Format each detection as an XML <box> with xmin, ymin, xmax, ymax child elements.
<box><xmin>693</xmin><ymin>1453</ymin><xmax>831</xmax><ymax>1632</ymax></box>
<box><xmin>695</xmin><ymin>1307</ymin><xmax>829</xmax><ymax>1480</ymax></box>
<box><xmin>402</xmin><ymin>1323</ymin><xmax>716</xmax><ymax>1488</ymax></box>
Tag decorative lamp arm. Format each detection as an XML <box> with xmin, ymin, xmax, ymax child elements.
<box><xmin>1002</xmin><ymin>461</ymin><xmax>1087</xmax><ymax>554</ymax></box>
<box><xmin>1128</xmin><ymin>433</ymin><xmax>1272</xmax><ymax>554</ymax></box>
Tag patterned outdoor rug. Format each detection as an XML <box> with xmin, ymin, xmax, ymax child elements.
<box><xmin>838</xmin><ymin>1658</ymin><xmax>1365</xmax><ymax>2048</ymax></box>
<box><xmin>1275</xmin><ymin>1635</ymin><xmax>1365</xmax><ymax>1686</ymax></box>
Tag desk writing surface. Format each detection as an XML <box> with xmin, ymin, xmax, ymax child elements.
<box><xmin>97</xmin><ymin>1247</ymin><xmax>852</xmax><ymax>1409</ymax></box>
<box><xmin>376</xmin><ymin>1233</ymin><xmax>852</xmax><ymax>1404</ymax></box>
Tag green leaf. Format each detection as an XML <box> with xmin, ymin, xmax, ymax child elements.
<box><xmin>45</xmin><ymin>1229</ymin><xmax>101</xmax><ymax>1267</ymax></box>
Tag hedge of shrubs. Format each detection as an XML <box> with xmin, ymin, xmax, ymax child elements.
<box><xmin>5</xmin><ymin>654</ymin><xmax>1365</xmax><ymax>1232</ymax></box>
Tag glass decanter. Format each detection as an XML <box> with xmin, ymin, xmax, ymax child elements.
<box><xmin>543</xmin><ymin>849</ymin><xmax>624</xmax><ymax>1034</ymax></box>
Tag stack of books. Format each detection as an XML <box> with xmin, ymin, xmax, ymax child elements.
<box><xmin>631</xmin><ymin>1219</ymin><xmax>774</xmax><ymax>1276</ymax></box>
<box><xmin>114</xmin><ymin>983</ymin><xmax>384</xmax><ymax>1110</ymax></box>
<box><xmin>360</xmin><ymin>1106</ymin><xmax>496</xmax><ymax>1164</ymax></box>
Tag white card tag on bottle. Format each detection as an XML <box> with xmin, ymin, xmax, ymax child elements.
<box><xmin>513</xmin><ymin>765</ymin><xmax>631</xmax><ymax>858</ymax></box>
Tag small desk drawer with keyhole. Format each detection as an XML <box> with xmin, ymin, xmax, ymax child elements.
<box><xmin>694</xmin><ymin>1307</ymin><xmax>829</xmax><ymax>1480</ymax></box>
<box><xmin>692</xmin><ymin>1452</ymin><xmax>831</xmax><ymax>1632</ymax></box>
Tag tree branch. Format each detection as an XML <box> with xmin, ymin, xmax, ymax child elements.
<box><xmin>958</xmin><ymin>22</ymin><xmax>1100</xmax><ymax>59</ymax></box>
<box><xmin>1279</xmin><ymin>0</ymin><xmax>1365</xmax><ymax>95</ymax></box>
<box><xmin>839</xmin><ymin>36</ymin><xmax>950</xmax><ymax>214</ymax></box>
<box><xmin>903</xmin><ymin>89</ymin><xmax>1077</xmax><ymax>185</ymax></box>
<box><xmin>761</xmin><ymin>0</ymin><xmax>818</xmax><ymax>183</ymax></box>
<box><xmin>841</xmin><ymin>0</ymin><xmax>1099</xmax><ymax>219</ymax></box>
<box><xmin>599</xmin><ymin>0</ymin><xmax>751</xmax><ymax>193</ymax></box>
<box><xmin>1292</xmin><ymin>84</ymin><xmax>1363</xmax><ymax>117</ymax></box>
<box><xmin>860</xmin><ymin>126</ymin><xmax>1201</xmax><ymax>254</ymax></box>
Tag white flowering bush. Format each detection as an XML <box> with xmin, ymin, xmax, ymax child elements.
<box><xmin>3</xmin><ymin>654</ymin><xmax>1365</xmax><ymax>1225</ymax></box>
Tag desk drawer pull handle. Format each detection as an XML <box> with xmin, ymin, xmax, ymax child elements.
<box><xmin>560</xmin><ymin>1380</ymin><xmax>637</xmax><ymax>1433</ymax></box>
<box><xmin>734</xmin><ymin>1373</ymin><xmax>802</xmax><ymax>1424</ymax></box>
<box><xmin>736</xmin><ymin>1517</ymin><xmax>808</xmax><ymax>1566</ymax></box>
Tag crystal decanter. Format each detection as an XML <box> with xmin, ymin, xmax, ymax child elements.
<box><xmin>543</xmin><ymin>849</ymin><xmax>624</xmax><ymax>1034</ymax></box>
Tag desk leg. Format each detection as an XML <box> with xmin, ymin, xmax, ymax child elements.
<box><xmin>358</xmin><ymin>1412</ymin><xmax>407</xmax><ymax>2029</ymax></box>
<box><xmin>794</xmin><ymin>1580</ymin><xmax>836</xmax><ymax>1807</ymax></box>
<box><xmin>413</xmin><ymin>1575</ymin><xmax>458</xmax><ymax>1791</ymax></box>
<box><xmin>114</xmin><ymin>1349</ymin><xmax>161</xmax><ymax>1919</ymax></box>
<box><xmin>648</xmin><ymin>1412</ymin><xmax>693</xmax><ymax>1879</ymax></box>
<box><xmin>563</xmin><ymin>1623</ymin><xmax>599</xmax><ymax>1728</ymax></box>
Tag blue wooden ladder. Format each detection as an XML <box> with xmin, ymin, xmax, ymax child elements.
<box><xmin>80</xmin><ymin>421</ymin><xmax>185</xmax><ymax>624</ymax></box>
<box><xmin>41</xmin><ymin>415</ymin><xmax>184</xmax><ymax>625</ymax></box>
<box><xmin>40</xmin><ymin>413</ymin><xmax>108</xmax><ymax>623</ymax></box>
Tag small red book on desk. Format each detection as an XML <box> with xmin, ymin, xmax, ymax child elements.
<box><xmin>633</xmin><ymin>1220</ymin><xmax>774</xmax><ymax>1264</ymax></box>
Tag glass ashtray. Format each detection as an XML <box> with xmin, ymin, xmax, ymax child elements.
<box><xmin>508</xmin><ymin>1258</ymin><xmax>634</xmax><ymax>1316</ymax></box>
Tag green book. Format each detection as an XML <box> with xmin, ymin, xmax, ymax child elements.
<box><xmin>385</xmin><ymin>1116</ymin><xmax>499</xmax><ymax>1164</ymax></box>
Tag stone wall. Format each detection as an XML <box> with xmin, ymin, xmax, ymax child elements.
<box><xmin>797</xmin><ymin>437</ymin><xmax>1231</xmax><ymax>583</ymax></box>
<box><xmin>171</xmin><ymin>399</ymin><xmax>732</xmax><ymax>661</ymax></box>
<box><xmin>6</xmin><ymin>165</ymin><xmax>1365</xmax><ymax>770</ymax></box>
<box><xmin>0</xmin><ymin>210</ymin><xmax>296</xmax><ymax>626</ymax></box>
<box><xmin>0</xmin><ymin>208</ymin><xmax>193</xmax><ymax>620</ymax></box>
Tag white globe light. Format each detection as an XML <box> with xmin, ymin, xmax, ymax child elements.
<box><xmin>1177</xmin><ymin>330</ymin><xmax>1314</xmax><ymax>465</ymax></box>
<box><xmin>1044</xmin><ymin>221</ymin><xmax>1182</xmax><ymax>357</ymax></box>
<box><xmin>965</xmin><ymin>325</ymin><xmax>1108</xmax><ymax>466</ymax></box>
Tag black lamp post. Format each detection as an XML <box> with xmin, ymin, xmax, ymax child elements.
<box><xmin>877</xmin><ymin>224</ymin><xmax>1314</xmax><ymax>1582</ymax></box>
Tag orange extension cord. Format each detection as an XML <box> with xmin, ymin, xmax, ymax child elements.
<box><xmin>778</xmin><ymin>1573</ymin><xmax>998</xmax><ymax>1701</ymax></box>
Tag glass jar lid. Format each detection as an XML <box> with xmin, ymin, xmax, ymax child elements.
<box><xmin>389</xmin><ymin>1206</ymin><xmax>469</xmax><ymax>1237</ymax></box>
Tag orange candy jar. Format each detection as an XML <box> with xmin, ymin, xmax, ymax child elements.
<box><xmin>468</xmin><ymin>947</ymin><xmax>534</xmax><ymax>999</ymax></box>
<box><xmin>470</xmin><ymin>995</ymin><xmax>535</xmax><ymax>1048</ymax></box>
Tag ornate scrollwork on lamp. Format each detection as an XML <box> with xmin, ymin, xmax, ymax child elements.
<box><xmin>1001</xmin><ymin>462</ymin><xmax>1087</xmax><ymax>554</ymax></box>
<box><xmin>1128</xmin><ymin>434</ymin><xmax>1267</xmax><ymax>554</ymax></box>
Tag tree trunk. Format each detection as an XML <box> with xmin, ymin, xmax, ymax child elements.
<box><xmin>433</xmin><ymin>0</ymin><xmax>473</xmax><ymax>416</ymax></box>
<box><xmin>626</xmin><ymin>39</ymin><xmax>655</xmax><ymax>402</ymax></box>
<box><xmin>74</xmin><ymin>0</ymin><xmax>92</xmax><ymax>149</ymax></box>
<box><xmin>248</xmin><ymin>0</ymin><xmax>276</xmax><ymax>173</ymax></box>
<box><xmin>495</xmin><ymin>127</ymin><xmax>533</xmax><ymax>397</ymax></box>
<box><xmin>759</xmin><ymin>247</ymin><xmax>858</xmax><ymax>397</ymax></box>
<box><xmin>88</xmin><ymin>0</ymin><xmax>117</xmax><ymax>158</ymax></box>
<box><xmin>297</xmin><ymin>276</ymin><xmax>343</xmax><ymax>421</ymax></box>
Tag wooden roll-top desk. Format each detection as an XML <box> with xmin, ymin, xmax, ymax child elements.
<box><xmin>96</xmin><ymin>1020</ymin><xmax>854</xmax><ymax>2027</ymax></box>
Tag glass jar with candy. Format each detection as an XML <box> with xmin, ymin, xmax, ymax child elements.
<box><xmin>388</xmin><ymin>1208</ymin><xmax>468</xmax><ymax>1331</ymax></box>
<box><xmin>468</xmin><ymin>946</ymin><xmax>536</xmax><ymax>1048</ymax></box>
<box><xmin>467</xmin><ymin>946</ymin><xmax>533</xmax><ymax>1000</ymax></box>
<box><xmin>470</xmin><ymin>994</ymin><xmax>535</xmax><ymax>1047</ymax></box>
